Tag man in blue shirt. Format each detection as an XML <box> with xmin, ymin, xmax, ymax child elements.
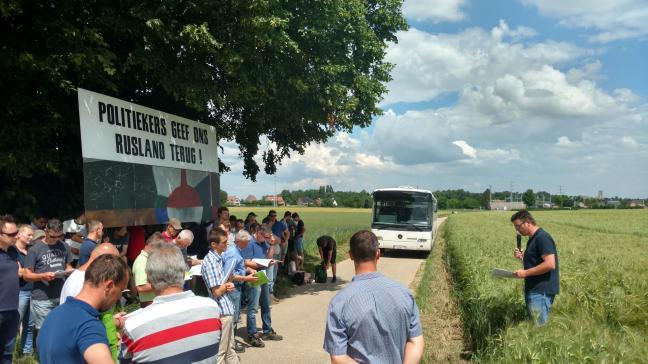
<box><xmin>324</xmin><ymin>230</ymin><xmax>424</xmax><ymax>364</ymax></box>
<box><xmin>38</xmin><ymin>254</ymin><xmax>129</xmax><ymax>364</ymax></box>
<box><xmin>0</xmin><ymin>216</ymin><xmax>20</xmax><ymax>364</ymax></box>
<box><xmin>512</xmin><ymin>210</ymin><xmax>560</xmax><ymax>325</ymax></box>
<box><xmin>222</xmin><ymin>229</ymin><xmax>259</xmax><ymax>353</ymax></box>
<box><xmin>239</xmin><ymin>224</ymin><xmax>283</xmax><ymax>347</ymax></box>
<box><xmin>78</xmin><ymin>220</ymin><xmax>103</xmax><ymax>266</ymax></box>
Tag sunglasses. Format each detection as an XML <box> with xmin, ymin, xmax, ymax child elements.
<box><xmin>1</xmin><ymin>231</ymin><xmax>19</xmax><ymax>238</ymax></box>
<box><xmin>49</xmin><ymin>233</ymin><xmax>64</xmax><ymax>239</ymax></box>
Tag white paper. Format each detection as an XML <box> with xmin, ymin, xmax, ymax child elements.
<box><xmin>491</xmin><ymin>268</ymin><xmax>517</xmax><ymax>279</ymax></box>
<box><xmin>185</xmin><ymin>264</ymin><xmax>203</xmax><ymax>280</ymax></box>
<box><xmin>252</xmin><ymin>258</ymin><xmax>272</xmax><ymax>267</ymax></box>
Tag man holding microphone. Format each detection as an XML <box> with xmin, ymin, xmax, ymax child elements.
<box><xmin>511</xmin><ymin>210</ymin><xmax>560</xmax><ymax>325</ymax></box>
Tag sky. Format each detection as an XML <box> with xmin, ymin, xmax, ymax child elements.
<box><xmin>219</xmin><ymin>0</ymin><xmax>648</xmax><ymax>199</ymax></box>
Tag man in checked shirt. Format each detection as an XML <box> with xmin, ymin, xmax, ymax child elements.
<box><xmin>202</xmin><ymin>228</ymin><xmax>238</xmax><ymax>364</ymax></box>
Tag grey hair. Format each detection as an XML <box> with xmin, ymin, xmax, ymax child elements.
<box><xmin>258</xmin><ymin>224</ymin><xmax>272</xmax><ymax>235</ymax></box>
<box><xmin>178</xmin><ymin>229</ymin><xmax>194</xmax><ymax>242</ymax></box>
<box><xmin>145</xmin><ymin>244</ymin><xmax>185</xmax><ymax>291</ymax></box>
<box><xmin>236</xmin><ymin>230</ymin><xmax>251</xmax><ymax>242</ymax></box>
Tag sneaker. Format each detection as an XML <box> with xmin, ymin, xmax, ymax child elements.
<box><xmin>331</xmin><ymin>276</ymin><xmax>337</xmax><ymax>283</ymax></box>
<box><xmin>234</xmin><ymin>341</ymin><xmax>246</xmax><ymax>353</ymax></box>
<box><xmin>262</xmin><ymin>330</ymin><xmax>283</xmax><ymax>341</ymax></box>
<box><xmin>247</xmin><ymin>334</ymin><xmax>265</xmax><ymax>348</ymax></box>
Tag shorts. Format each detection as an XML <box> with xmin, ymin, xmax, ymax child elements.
<box><xmin>31</xmin><ymin>298</ymin><xmax>59</xmax><ymax>329</ymax></box>
<box><xmin>295</xmin><ymin>237</ymin><xmax>304</xmax><ymax>254</ymax></box>
<box><xmin>322</xmin><ymin>247</ymin><xmax>337</xmax><ymax>264</ymax></box>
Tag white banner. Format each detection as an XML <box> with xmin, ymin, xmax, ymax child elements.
<box><xmin>78</xmin><ymin>88</ymin><xmax>219</xmax><ymax>172</ymax></box>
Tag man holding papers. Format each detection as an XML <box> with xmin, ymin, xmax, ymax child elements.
<box><xmin>511</xmin><ymin>210</ymin><xmax>560</xmax><ymax>325</ymax></box>
<box><xmin>222</xmin><ymin>230</ymin><xmax>259</xmax><ymax>353</ymax></box>
<box><xmin>202</xmin><ymin>228</ymin><xmax>238</xmax><ymax>363</ymax></box>
<box><xmin>240</xmin><ymin>224</ymin><xmax>283</xmax><ymax>348</ymax></box>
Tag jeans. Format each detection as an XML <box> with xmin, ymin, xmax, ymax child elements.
<box><xmin>267</xmin><ymin>264</ymin><xmax>279</xmax><ymax>294</ymax></box>
<box><xmin>229</xmin><ymin>286</ymin><xmax>242</xmax><ymax>336</ymax></box>
<box><xmin>245</xmin><ymin>283</ymin><xmax>272</xmax><ymax>336</ymax></box>
<box><xmin>4</xmin><ymin>290</ymin><xmax>34</xmax><ymax>359</ymax></box>
<box><xmin>525</xmin><ymin>291</ymin><xmax>555</xmax><ymax>325</ymax></box>
<box><xmin>0</xmin><ymin>310</ymin><xmax>20</xmax><ymax>364</ymax></box>
<box><xmin>31</xmin><ymin>298</ymin><xmax>58</xmax><ymax>330</ymax></box>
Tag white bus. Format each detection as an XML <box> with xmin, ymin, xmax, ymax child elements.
<box><xmin>371</xmin><ymin>187</ymin><xmax>438</xmax><ymax>252</ymax></box>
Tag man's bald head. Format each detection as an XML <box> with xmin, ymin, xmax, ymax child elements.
<box><xmin>90</xmin><ymin>242</ymin><xmax>120</xmax><ymax>259</ymax></box>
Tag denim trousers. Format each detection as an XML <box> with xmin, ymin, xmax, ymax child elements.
<box><xmin>4</xmin><ymin>290</ymin><xmax>34</xmax><ymax>360</ymax></box>
<box><xmin>525</xmin><ymin>291</ymin><xmax>555</xmax><ymax>325</ymax></box>
<box><xmin>229</xmin><ymin>286</ymin><xmax>242</xmax><ymax>336</ymax></box>
<box><xmin>244</xmin><ymin>283</ymin><xmax>272</xmax><ymax>336</ymax></box>
<box><xmin>0</xmin><ymin>309</ymin><xmax>20</xmax><ymax>364</ymax></box>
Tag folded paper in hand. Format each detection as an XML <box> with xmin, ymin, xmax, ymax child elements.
<box><xmin>491</xmin><ymin>268</ymin><xmax>517</xmax><ymax>279</ymax></box>
<box><xmin>248</xmin><ymin>270</ymin><xmax>270</xmax><ymax>287</ymax></box>
<box><xmin>252</xmin><ymin>258</ymin><xmax>272</xmax><ymax>267</ymax></box>
<box><xmin>185</xmin><ymin>264</ymin><xmax>203</xmax><ymax>280</ymax></box>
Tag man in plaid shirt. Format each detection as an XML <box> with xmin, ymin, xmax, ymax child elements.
<box><xmin>202</xmin><ymin>228</ymin><xmax>238</xmax><ymax>363</ymax></box>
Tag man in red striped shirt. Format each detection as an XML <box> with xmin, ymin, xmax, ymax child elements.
<box><xmin>120</xmin><ymin>244</ymin><xmax>222</xmax><ymax>363</ymax></box>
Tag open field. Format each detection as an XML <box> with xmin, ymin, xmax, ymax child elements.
<box><xmin>443</xmin><ymin>209</ymin><xmax>648</xmax><ymax>363</ymax></box>
<box><xmin>229</xmin><ymin>207</ymin><xmax>372</xmax><ymax>266</ymax></box>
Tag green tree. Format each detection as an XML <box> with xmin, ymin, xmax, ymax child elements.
<box><xmin>219</xmin><ymin>190</ymin><xmax>228</xmax><ymax>206</ymax></box>
<box><xmin>0</xmin><ymin>0</ymin><xmax>407</xmax><ymax>218</ymax></box>
<box><xmin>523</xmin><ymin>189</ymin><xmax>536</xmax><ymax>207</ymax></box>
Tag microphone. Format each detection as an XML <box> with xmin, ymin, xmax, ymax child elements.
<box><xmin>516</xmin><ymin>234</ymin><xmax>522</xmax><ymax>251</ymax></box>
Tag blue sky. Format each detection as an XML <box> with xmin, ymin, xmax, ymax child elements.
<box><xmin>220</xmin><ymin>0</ymin><xmax>648</xmax><ymax>199</ymax></box>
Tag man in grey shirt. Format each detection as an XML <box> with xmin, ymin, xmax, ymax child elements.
<box><xmin>324</xmin><ymin>230</ymin><xmax>424</xmax><ymax>364</ymax></box>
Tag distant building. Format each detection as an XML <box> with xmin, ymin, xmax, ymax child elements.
<box><xmin>226</xmin><ymin>195</ymin><xmax>241</xmax><ymax>206</ymax></box>
<box><xmin>264</xmin><ymin>195</ymin><xmax>285</xmax><ymax>206</ymax></box>
<box><xmin>605</xmin><ymin>200</ymin><xmax>621</xmax><ymax>207</ymax></box>
<box><xmin>488</xmin><ymin>200</ymin><xmax>526</xmax><ymax>211</ymax></box>
<box><xmin>597</xmin><ymin>190</ymin><xmax>603</xmax><ymax>200</ymax></box>
<box><xmin>629</xmin><ymin>200</ymin><xmax>645</xmax><ymax>208</ymax></box>
<box><xmin>297</xmin><ymin>197</ymin><xmax>313</xmax><ymax>206</ymax></box>
<box><xmin>245</xmin><ymin>195</ymin><xmax>257</xmax><ymax>203</ymax></box>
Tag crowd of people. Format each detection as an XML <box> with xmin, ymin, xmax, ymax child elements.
<box><xmin>0</xmin><ymin>207</ymin><xmax>311</xmax><ymax>364</ymax></box>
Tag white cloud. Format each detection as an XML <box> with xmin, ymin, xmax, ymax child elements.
<box><xmin>620</xmin><ymin>136</ymin><xmax>640</xmax><ymax>148</ymax></box>
<box><xmin>556</xmin><ymin>136</ymin><xmax>578</xmax><ymax>147</ymax></box>
<box><xmin>452</xmin><ymin>140</ymin><xmax>477</xmax><ymax>159</ymax></box>
<box><xmin>403</xmin><ymin>0</ymin><xmax>467</xmax><ymax>22</ymax></box>
<box><xmin>521</xmin><ymin>0</ymin><xmax>648</xmax><ymax>42</ymax></box>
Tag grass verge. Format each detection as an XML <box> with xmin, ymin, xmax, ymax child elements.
<box><xmin>414</xmin><ymin>220</ymin><xmax>469</xmax><ymax>363</ymax></box>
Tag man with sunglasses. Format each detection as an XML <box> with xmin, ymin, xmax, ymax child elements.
<box><xmin>511</xmin><ymin>210</ymin><xmax>559</xmax><ymax>325</ymax></box>
<box><xmin>23</xmin><ymin>218</ymin><xmax>74</xmax><ymax>343</ymax></box>
<box><xmin>0</xmin><ymin>215</ymin><xmax>21</xmax><ymax>363</ymax></box>
<box><xmin>162</xmin><ymin>217</ymin><xmax>182</xmax><ymax>243</ymax></box>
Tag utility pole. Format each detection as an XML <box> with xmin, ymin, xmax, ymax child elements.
<box><xmin>509</xmin><ymin>181</ymin><xmax>514</xmax><ymax>202</ymax></box>
<box><xmin>273</xmin><ymin>174</ymin><xmax>277</xmax><ymax>208</ymax></box>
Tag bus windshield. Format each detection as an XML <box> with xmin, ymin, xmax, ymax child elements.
<box><xmin>373</xmin><ymin>191</ymin><xmax>433</xmax><ymax>227</ymax></box>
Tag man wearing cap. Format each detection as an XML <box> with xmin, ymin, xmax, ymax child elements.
<box><xmin>162</xmin><ymin>218</ymin><xmax>182</xmax><ymax>243</ymax></box>
<box><xmin>0</xmin><ymin>215</ymin><xmax>21</xmax><ymax>363</ymax></box>
<box><xmin>23</xmin><ymin>218</ymin><xmax>74</xmax><ymax>343</ymax></box>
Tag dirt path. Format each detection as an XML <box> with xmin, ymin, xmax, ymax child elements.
<box><xmin>237</xmin><ymin>218</ymin><xmax>447</xmax><ymax>363</ymax></box>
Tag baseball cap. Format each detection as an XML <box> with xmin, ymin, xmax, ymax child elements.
<box><xmin>168</xmin><ymin>218</ymin><xmax>182</xmax><ymax>230</ymax></box>
<box><xmin>32</xmin><ymin>229</ymin><xmax>46</xmax><ymax>241</ymax></box>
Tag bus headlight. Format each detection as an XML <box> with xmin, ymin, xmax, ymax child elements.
<box><xmin>417</xmin><ymin>238</ymin><xmax>427</xmax><ymax>242</ymax></box>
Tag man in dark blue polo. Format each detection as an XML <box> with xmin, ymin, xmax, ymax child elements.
<box><xmin>240</xmin><ymin>224</ymin><xmax>282</xmax><ymax>347</ymax></box>
<box><xmin>324</xmin><ymin>230</ymin><xmax>424</xmax><ymax>363</ymax></box>
<box><xmin>0</xmin><ymin>215</ymin><xmax>20</xmax><ymax>363</ymax></box>
<box><xmin>78</xmin><ymin>220</ymin><xmax>103</xmax><ymax>266</ymax></box>
<box><xmin>512</xmin><ymin>210</ymin><xmax>560</xmax><ymax>325</ymax></box>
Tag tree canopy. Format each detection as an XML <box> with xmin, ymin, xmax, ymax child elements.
<box><xmin>0</xmin><ymin>0</ymin><xmax>407</xmax><ymax>218</ymax></box>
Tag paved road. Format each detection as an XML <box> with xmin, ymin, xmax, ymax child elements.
<box><xmin>237</xmin><ymin>218</ymin><xmax>446</xmax><ymax>363</ymax></box>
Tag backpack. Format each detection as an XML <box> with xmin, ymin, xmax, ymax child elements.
<box><xmin>291</xmin><ymin>271</ymin><xmax>305</xmax><ymax>285</ymax></box>
<box><xmin>314</xmin><ymin>264</ymin><xmax>327</xmax><ymax>283</ymax></box>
